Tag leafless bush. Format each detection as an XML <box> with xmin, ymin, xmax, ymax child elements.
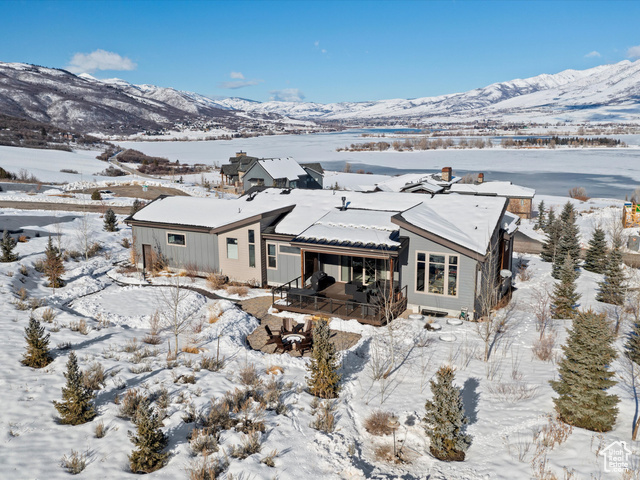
<box><xmin>532</xmin><ymin>333</ymin><xmax>556</xmax><ymax>362</ymax></box>
<box><xmin>535</xmin><ymin>414</ymin><xmax>572</xmax><ymax>450</ymax></box>
<box><xmin>95</xmin><ymin>420</ymin><xmax>106</xmax><ymax>438</ymax></box>
<box><xmin>82</xmin><ymin>362</ymin><xmax>106</xmax><ymax>390</ymax></box>
<box><xmin>229</xmin><ymin>431</ymin><xmax>262</xmax><ymax>459</ymax></box>
<box><xmin>206</xmin><ymin>272</ymin><xmax>226</xmax><ymax>290</ymax></box>
<box><xmin>189</xmin><ymin>428</ymin><xmax>219</xmax><ymax>456</ymax></box>
<box><xmin>61</xmin><ymin>450</ymin><xmax>87</xmax><ymax>474</ymax></box>
<box><xmin>364</xmin><ymin>410</ymin><xmax>393</xmax><ymax>436</ymax></box>
<box><xmin>201</xmin><ymin>354</ymin><xmax>225</xmax><ymax>372</ymax></box>
<box><xmin>261</xmin><ymin>449</ymin><xmax>279</xmax><ymax>468</ymax></box>
<box><xmin>186</xmin><ymin>454</ymin><xmax>228</xmax><ymax>480</ymax></box>
<box><xmin>310</xmin><ymin>400</ymin><xmax>337</xmax><ymax>433</ymax></box>
<box><xmin>118</xmin><ymin>388</ymin><xmax>144</xmax><ymax>419</ymax></box>
<box><xmin>226</xmin><ymin>285</ymin><xmax>249</xmax><ymax>297</ymax></box>
<box><xmin>237</xmin><ymin>363</ymin><xmax>261</xmax><ymax>387</ymax></box>
<box><xmin>374</xmin><ymin>444</ymin><xmax>395</xmax><ymax>462</ymax></box>
<box><xmin>487</xmin><ymin>382</ymin><xmax>539</xmax><ymax>402</ymax></box>
<box><xmin>41</xmin><ymin>308</ymin><xmax>56</xmax><ymax>323</ymax></box>
<box><xmin>69</xmin><ymin>319</ymin><xmax>89</xmax><ymax>335</ymax></box>
<box><xmin>568</xmin><ymin>186</ymin><xmax>589</xmax><ymax>201</ymax></box>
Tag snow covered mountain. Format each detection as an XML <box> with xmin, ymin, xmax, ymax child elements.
<box><xmin>214</xmin><ymin>60</ymin><xmax>640</xmax><ymax>124</ymax></box>
<box><xmin>0</xmin><ymin>63</ymin><xmax>263</xmax><ymax>134</ymax></box>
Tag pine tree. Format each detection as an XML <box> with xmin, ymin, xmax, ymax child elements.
<box><xmin>424</xmin><ymin>365</ymin><xmax>471</xmax><ymax>461</ymax></box>
<box><xmin>54</xmin><ymin>352</ymin><xmax>96</xmax><ymax>425</ymax></box>
<box><xmin>306</xmin><ymin>319</ymin><xmax>341</xmax><ymax>399</ymax></box>
<box><xmin>626</xmin><ymin>320</ymin><xmax>640</xmax><ymax>366</ymax></box>
<box><xmin>551</xmin><ymin>254</ymin><xmax>581</xmax><ymax>319</ymax></box>
<box><xmin>91</xmin><ymin>190</ymin><xmax>102</xmax><ymax>201</ymax></box>
<box><xmin>552</xmin><ymin>202</ymin><xmax>581</xmax><ymax>278</ymax></box>
<box><xmin>21</xmin><ymin>315</ymin><xmax>52</xmax><ymax>368</ymax></box>
<box><xmin>128</xmin><ymin>398</ymin><xmax>168</xmax><ymax>474</ymax></box>
<box><xmin>130</xmin><ymin>199</ymin><xmax>143</xmax><ymax>216</ymax></box>
<box><xmin>550</xmin><ymin>309</ymin><xmax>619</xmax><ymax>432</ymax></box>
<box><xmin>103</xmin><ymin>208</ymin><xmax>117</xmax><ymax>232</ymax></box>
<box><xmin>544</xmin><ymin>207</ymin><xmax>556</xmax><ymax>233</ymax></box>
<box><xmin>584</xmin><ymin>228</ymin><xmax>608</xmax><ymax>274</ymax></box>
<box><xmin>535</xmin><ymin>200</ymin><xmax>546</xmax><ymax>230</ymax></box>
<box><xmin>1</xmin><ymin>229</ymin><xmax>18</xmax><ymax>262</ymax></box>
<box><xmin>44</xmin><ymin>236</ymin><xmax>64</xmax><ymax>289</ymax></box>
<box><xmin>596</xmin><ymin>235</ymin><xmax>626</xmax><ymax>306</ymax></box>
<box><xmin>541</xmin><ymin>217</ymin><xmax>562</xmax><ymax>264</ymax></box>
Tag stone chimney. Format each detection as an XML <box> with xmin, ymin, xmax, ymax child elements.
<box><xmin>477</xmin><ymin>173</ymin><xmax>484</xmax><ymax>184</ymax></box>
<box><xmin>236</xmin><ymin>151</ymin><xmax>246</xmax><ymax>157</ymax></box>
<box><xmin>441</xmin><ymin>167</ymin><xmax>452</xmax><ymax>182</ymax></box>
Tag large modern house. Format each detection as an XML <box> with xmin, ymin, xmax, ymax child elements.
<box><xmin>220</xmin><ymin>152</ymin><xmax>323</xmax><ymax>192</ymax></box>
<box><xmin>125</xmin><ymin>188</ymin><xmax>518</xmax><ymax>325</ymax></box>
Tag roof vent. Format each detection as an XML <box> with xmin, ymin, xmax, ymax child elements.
<box><xmin>341</xmin><ymin>196</ymin><xmax>347</xmax><ymax>211</ymax></box>
<box><xmin>280</xmin><ymin>188</ymin><xmax>291</xmax><ymax>195</ymax></box>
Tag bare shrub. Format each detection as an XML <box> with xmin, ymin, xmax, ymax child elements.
<box><xmin>310</xmin><ymin>400</ymin><xmax>337</xmax><ymax>433</ymax></box>
<box><xmin>189</xmin><ymin>428</ymin><xmax>219</xmax><ymax>456</ymax></box>
<box><xmin>226</xmin><ymin>285</ymin><xmax>249</xmax><ymax>297</ymax></box>
<box><xmin>123</xmin><ymin>338</ymin><xmax>140</xmax><ymax>353</ymax></box>
<box><xmin>184</xmin><ymin>263</ymin><xmax>200</xmax><ymax>280</ymax></box>
<box><xmin>364</xmin><ymin>410</ymin><xmax>393</xmax><ymax>436</ymax></box>
<box><xmin>186</xmin><ymin>454</ymin><xmax>228</xmax><ymax>480</ymax></box>
<box><xmin>69</xmin><ymin>319</ymin><xmax>89</xmax><ymax>335</ymax></box>
<box><xmin>265</xmin><ymin>365</ymin><xmax>284</xmax><ymax>376</ymax></box>
<box><xmin>206</xmin><ymin>272</ymin><xmax>226</xmax><ymax>290</ymax></box>
<box><xmin>532</xmin><ymin>333</ymin><xmax>556</xmax><ymax>362</ymax></box>
<box><xmin>182</xmin><ymin>345</ymin><xmax>203</xmax><ymax>354</ymax></box>
<box><xmin>82</xmin><ymin>362</ymin><xmax>106</xmax><ymax>390</ymax></box>
<box><xmin>95</xmin><ymin>420</ymin><xmax>106</xmax><ymax>438</ymax></box>
<box><xmin>535</xmin><ymin>414</ymin><xmax>572</xmax><ymax>450</ymax></box>
<box><xmin>33</xmin><ymin>259</ymin><xmax>45</xmax><ymax>273</ymax></box>
<box><xmin>568</xmin><ymin>187</ymin><xmax>589</xmax><ymax>201</ymax></box>
<box><xmin>487</xmin><ymin>382</ymin><xmax>539</xmax><ymax>402</ymax></box>
<box><xmin>61</xmin><ymin>450</ymin><xmax>87</xmax><ymax>474</ymax></box>
<box><xmin>41</xmin><ymin>308</ymin><xmax>56</xmax><ymax>323</ymax></box>
<box><xmin>373</xmin><ymin>444</ymin><xmax>394</xmax><ymax>462</ymax></box>
<box><xmin>201</xmin><ymin>354</ymin><xmax>225</xmax><ymax>372</ymax></box>
<box><xmin>207</xmin><ymin>304</ymin><xmax>223</xmax><ymax>324</ymax></box>
<box><xmin>229</xmin><ymin>431</ymin><xmax>262</xmax><ymax>459</ymax></box>
<box><xmin>143</xmin><ymin>312</ymin><xmax>162</xmax><ymax>345</ymax></box>
<box><xmin>118</xmin><ymin>388</ymin><xmax>144</xmax><ymax>419</ymax></box>
<box><xmin>237</xmin><ymin>363</ymin><xmax>261</xmax><ymax>387</ymax></box>
<box><xmin>261</xmin><ymin>449</ymin><xmax>279</xmax><ymax>468</ymax></box>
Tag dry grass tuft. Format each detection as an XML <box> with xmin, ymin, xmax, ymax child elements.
<box><xmin>182</xmin><ymin>345</ymin><xmax>203</xmax><ymax>354</ymax></box>
<box><xmin>61</xmin><ymin>450</ymin><xmax>87</xmax><ymax>474</ymax></box>
<box><xmin>265</xmin><ymin>365</ymin><xmax>284</xmax><ymax>376</ymax></box>
<box><xmin>226</xmin><ymin>285</ymin><xmax>249</xmax><ymax>297</ymax></box>
<box><xmin>533</xmin><ymin>333</ymin><xmax>556</xmax><ymax>362</ymax></box>
<box><xmin>237</xmin><ymin>363</ymin><xmax>261</xmax><ymax>387</ymax></box>
<box><xmin>206</xmin><ymin>272</ymin><xmax>226</xmax><ymax>290</ymax></box>
<box><xmin>364</xmin><ymin>410</ymin><xmax>394</xmax><ymax>436</ymax></box>
<box><xmin>69</xmin><ymin>319</ymin><xmax>89</xmax><ymax>335</ymax></box>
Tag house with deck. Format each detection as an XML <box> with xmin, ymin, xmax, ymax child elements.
<box><xmin>125</xmin><ymin>188</ymin><xmax>518</xmax><ymax>325</ymax></box>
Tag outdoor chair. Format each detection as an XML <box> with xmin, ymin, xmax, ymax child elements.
<box><xmin>264</xmin><ymin>325</ymin><xmax>280</xmax><ymax>345</ymax></box>
<box><xmin>302</xmin><ymin>318</ymin><xmax>313</xmax><ymax>333</ymax></box>
<box><xmin>282</xmin><ymin>317</ymin><xmax>294</xmax><ymax>334</ymax></box>
<box><xmin>297</xmin><ymin>336</ymin><xmax>313</xmax><ymax>355</ymax></box>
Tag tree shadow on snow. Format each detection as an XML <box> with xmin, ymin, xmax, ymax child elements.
<box><xmin>461</xmin><ymin>377</ymin><xmax>480</xmax><ymax>425</ymax></box>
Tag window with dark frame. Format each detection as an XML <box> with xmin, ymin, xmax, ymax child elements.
<box><xmin>416</xmin><ymin>252</ymin><xmax>458</xmax><ymax>296</ymax></box>
<box><xmin>248</xmin><ymin>229</ymin><xmax>256</xmax><ymax>268</ymax></box>
<box><xmin>267</xmin><ymin>244</ymin><xmax>277</xmax><ymax>268</ymax></box>
<box><xmin>167</xmin><ymin>232</ymin><xmax>186</xmax><ymax>246</ymax></box>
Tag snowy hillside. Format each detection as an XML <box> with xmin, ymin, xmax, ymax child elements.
<box><xmin>214</xmin><ymin>60</ymin><xmax>640</xmax><ymax>124</ymax></box>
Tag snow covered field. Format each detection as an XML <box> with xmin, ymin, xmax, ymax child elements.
<box><xmin>0</xmin><ymin>200</ymin><xmax>639</xmax><ymax>479</ymax></box>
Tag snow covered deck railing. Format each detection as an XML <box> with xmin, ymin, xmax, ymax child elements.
<box><xmin>272</xmin><ymin>279</ymin><xmax>407</xmax><ymax>326</ymax></box>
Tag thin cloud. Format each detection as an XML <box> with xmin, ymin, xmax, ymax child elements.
<box><xmin>66</xmin><ymin>49</ymin><xmax>136</xmax><ymax>74</ymax></box>
<box><xmin>270</xmin><ymin>88</ymin><xmax>305</xmax><ymax>102</ymax></box>
<box><xmin>314</xmin><ymin>40</ymin><xmax>327</xmax><ymax>55</ymax></box>
<box><xmin>628</xmin><ymin>45</ymin><xmax>640</xmax><ymax>58</ymax></box>
<box><xmin>584</xmin><ymin>50</ymin><xmax>601</xmax><ymax>58</ymax></box>
<box><xmin>218</xmin><ymin>71</ymin><xmax>263</xmax><ymax>89</ymax></box>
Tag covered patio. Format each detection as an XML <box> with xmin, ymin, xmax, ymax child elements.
<box><xmin>270</xmin><ymin>208</ymin><xmax>408</xmax><ymax>326</ymax></box>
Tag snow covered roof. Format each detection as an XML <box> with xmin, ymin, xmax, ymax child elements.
<box><xmin>502</xmin><ymin>211</ymin><xmax>520</xmax><ymax>235</ymax></box>
<box><xmin>375</xmin><ymin>172</ymin><xmax>458</xmax><ymax>193</ymax></box>
<box><xmin>449</xmin><ymin>181</ymin><xmax>535</xmax><ymax>198</ymax></box>
<box><xmin>294</xmin><ymin>209</ymin><xmax>401</xmax><ymax>249</ymax></box>
<box><xmin>255</xmin><ymin>157</ymin><xmax>307</xmax><ymax>181</ymax></box>
<box><xmin>396</xmin><ymin>194</ymin><xmax>508</xmax><ymax>255</ymax></box>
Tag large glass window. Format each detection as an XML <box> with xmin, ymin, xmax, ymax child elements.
<box><xmin>267</xmin><ymin>244</ymin><xmax>277</xmax><ymax>268</ymax></box>
<box><xmin>416</xmin><ymin>252</ymin><xmax>458</xmax><ymax>296</ymax></box>
<box><xmin>279</xmin><ymin>245</ymin><xmax>301</xmax><ymax>255</ymax></box>
<box><xmin>340</xmin><ymin>256</ymin><xmax>352</xmax><ymax>282</ymax></box>
<box><xmin>248</xmin><ymin>230</ymin><xmax>255</xmax><ymax>268</ymax></box>
<box><xmin>167</xmin><ymin>232</ymin><xmax>186</xmax><ymax>246</ymax></box>
<box><xmin>342</xmin><ymin>256</ymin><xmax>390</xmax><ymax>284</ymax></box>
<box><xmin>226</xmin><ymin>238</ymin><xmax>238</xmax><ymax>259</ymax></box>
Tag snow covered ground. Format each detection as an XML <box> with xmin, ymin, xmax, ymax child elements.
<box><xmin>1</xmin><ymin>204</ymin><xmax>639</xmax><ymax>479</ymax></box>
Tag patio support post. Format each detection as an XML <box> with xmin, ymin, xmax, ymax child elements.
<box><xmin>300</xmin><ymin>249</ymin><xmax>305</xmax><ymax>286</ymax></box>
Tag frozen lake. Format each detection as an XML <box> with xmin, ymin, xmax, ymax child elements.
<box><xmin>119</xmin><ymin>132</ymin><xmax>640</xmax><ymax>199</ymax></box>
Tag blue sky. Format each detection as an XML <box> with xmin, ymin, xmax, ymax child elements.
<box><xmin>2</xmin><ymin>0</ymin><xmax>640</xmax><ymax>103</ymax></box>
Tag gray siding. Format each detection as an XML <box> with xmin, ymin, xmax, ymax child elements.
<box><xmin>133</xmin><ymin>225</ymin><xmax>218</xmax><ymax>273</ymax></box>
<box><xmin>266</xmin><ymin>241</ymin><xmax>301</xmax><ymax>285</ymax></box>
<box><xmin>242</xmin><ymin>163</ymin><xmax>275</xmax><ymax>191</ymax></box>
<box><xmin>304</xmin><ymin>168</ymin><xmax>323</xmax><ymax>189</ymax></box>
<box><xmin>399</xmin><ymin>228</ymin><xmax>478</xmax><ymax>316</ymax></box>
<box><xmin>320</xmin><ymin>254</ymin><xmax>340</xmax><ymax>280</ymax></box>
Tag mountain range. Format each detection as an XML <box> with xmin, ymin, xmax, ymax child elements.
<box><xmin>1</xmin><ymin>60</ymin><xmax>639</xmax><ymax>136</ymax></box>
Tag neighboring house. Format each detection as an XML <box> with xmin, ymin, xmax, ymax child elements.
<box><xmin>242</xmin><ymin>157</ymin><xmax>323</xmax><ymax>191</ymax></box>
<box><xmin>374</xmin><ymin>168</ymin><xmax>461</xmax><ymax>194</ymax></box>
<box><xmin>125</xmin><ymin>188</ymin><xmax>517</xmax><ymax>325</ymax></box>
<box><xmin>448</xmin><ymin>179</ymin><xmax>536</xmax><ymax>219</ymax></box>
<box><xmin>220</xmin><ymin>151</ymin><xmax>258</xmax><ymax>186</ymax></box>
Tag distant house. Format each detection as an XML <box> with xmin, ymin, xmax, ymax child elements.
<box><xmin>125</xmin><ymin>188</ymin><xmax>517</xmax><ymax>325</ymax></box>
<box><xmin>221</xmin><ymin>152</ymin><xmax>323</xmax><ymax>192</ymax></box>
<box><xmin>242</xmin><ymin>157</ymin><xmax>323</xmax><ymax>191</ymax></box>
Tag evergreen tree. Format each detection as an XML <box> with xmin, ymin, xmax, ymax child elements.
<box><xmin>584</xmin><ymin>228</ymin><xmax>608</xmax><ymax>274</ymax></box>
<box><xmin>551</xmin><ymin>254</ymin><xmax>581</xmax><ymax>319</ymax></box>
<box><xmin>128</xmin><ymin>398</ymin><xmax>168</xmax><ymax>474</ymax></box>
<box><xmin>44</xmin><ymin>236</ymin><xmax>64</xmax><ymax>289</ymax></box>
<box><xmin>596</xmin><ymin>235</ymin><xmax>626</xmax><ymax>306</ymax></box>
<box><xmin>306</xmin><ymin>319</ymin><xmax>341</xmax><ymax>399</ymax></box>
<box><xmin>21</xmin><ymin>315</ymin><xmax>52</xmax><ymax>368</ymax></box>
<box><xmin>535</xmin><ymin>200</ymin><xmax>546</xmax><ymax>230</ymax></box>
<box><xmin>544</xmin><ymin>207</ymin><xmax>556</xmax><ymax>233</ymax></box>
<box><xmin>552</xmin><ymin>202</ymin><xmax>581</xmax><ymax>278</ymax></box>
<box><xmin>130</xmin><ymin>199</ymin><xmax>143</xmax><ymax>216</ymax></box>
<box><xmin>550</xmin><ymin>310</ymin><xmax>619</xmax><ymax>432</ymax></box>
<box><xmin>625</xmin><ymin>319</ymin><xmax>640</xmax><ymax>366</ymax></box>
<box><xmin>54</xmin><ymin>352</ymin><xmax>96</xmax><ymax>425</ymax></box>
<box><xmin>103</xmin><ymin>208</ymin><xmax>117</xmax><ymax>232</ymax></box>
<box><xmin>541</xmin><ymin>217</ymin><xmax>562</xmax><ymax>264</ymax></box>
<box><xmin>424</xmin><ymin>365</ymin><xmax>471</xmax><ymax>462</ymax></box>
<box><xmin>1</xmin><ymin>229</ymin><xmax>18</xmax><ymax>262</ymax></box>
<box><xmin>91</xmin><ymin>190</ymin><xmax>102</xmax><ymax>201</ymax></box>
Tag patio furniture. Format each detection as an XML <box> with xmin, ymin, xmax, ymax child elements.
<box><xmin>302</xmin><ymin>318</ymin><xmax>313</xmax><ymax>333</ymax></box>
<box><xmin>310</xmin><ymin>271</ymin><xmax>335</xmax><ymax>292</ymax></box>
<box><xmin>265</xmin><ymin>326</ymin><xmax>288</xmax><ymax>353</ymax></box>
<box><xmin>298</xmin><ymin>336</ymin><xmax>313</xmax><ymax>355</ymax></box>
<box><xmin>352</xmin><ymin>289</ymin><xmax>368</xmax><ymax>304</ymax></box>
<box><xmin>421</xmin><ymin>308</ymin><xmax>447</xmax><ymax>318</ymax></box>
<box><xmin>345</xmin><ymin>281</ymin><xmax>363</xmax><ymax>297</ymax></box>
<box><xmin>282</xmin><ymin>317</ymin><xmax>294</xmax><ymax>334</ymax></box>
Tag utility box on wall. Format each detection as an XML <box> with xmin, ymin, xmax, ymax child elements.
<box><xmin>628</xmin><ymin>235</ymin><xmax>640</xmax><ymax>252</ymax></box>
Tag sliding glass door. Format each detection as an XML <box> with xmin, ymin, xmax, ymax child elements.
<box><xmin>340</xmin><ymin>256</ymin><xmax>389</xmax><ymax>285</ymax></box>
